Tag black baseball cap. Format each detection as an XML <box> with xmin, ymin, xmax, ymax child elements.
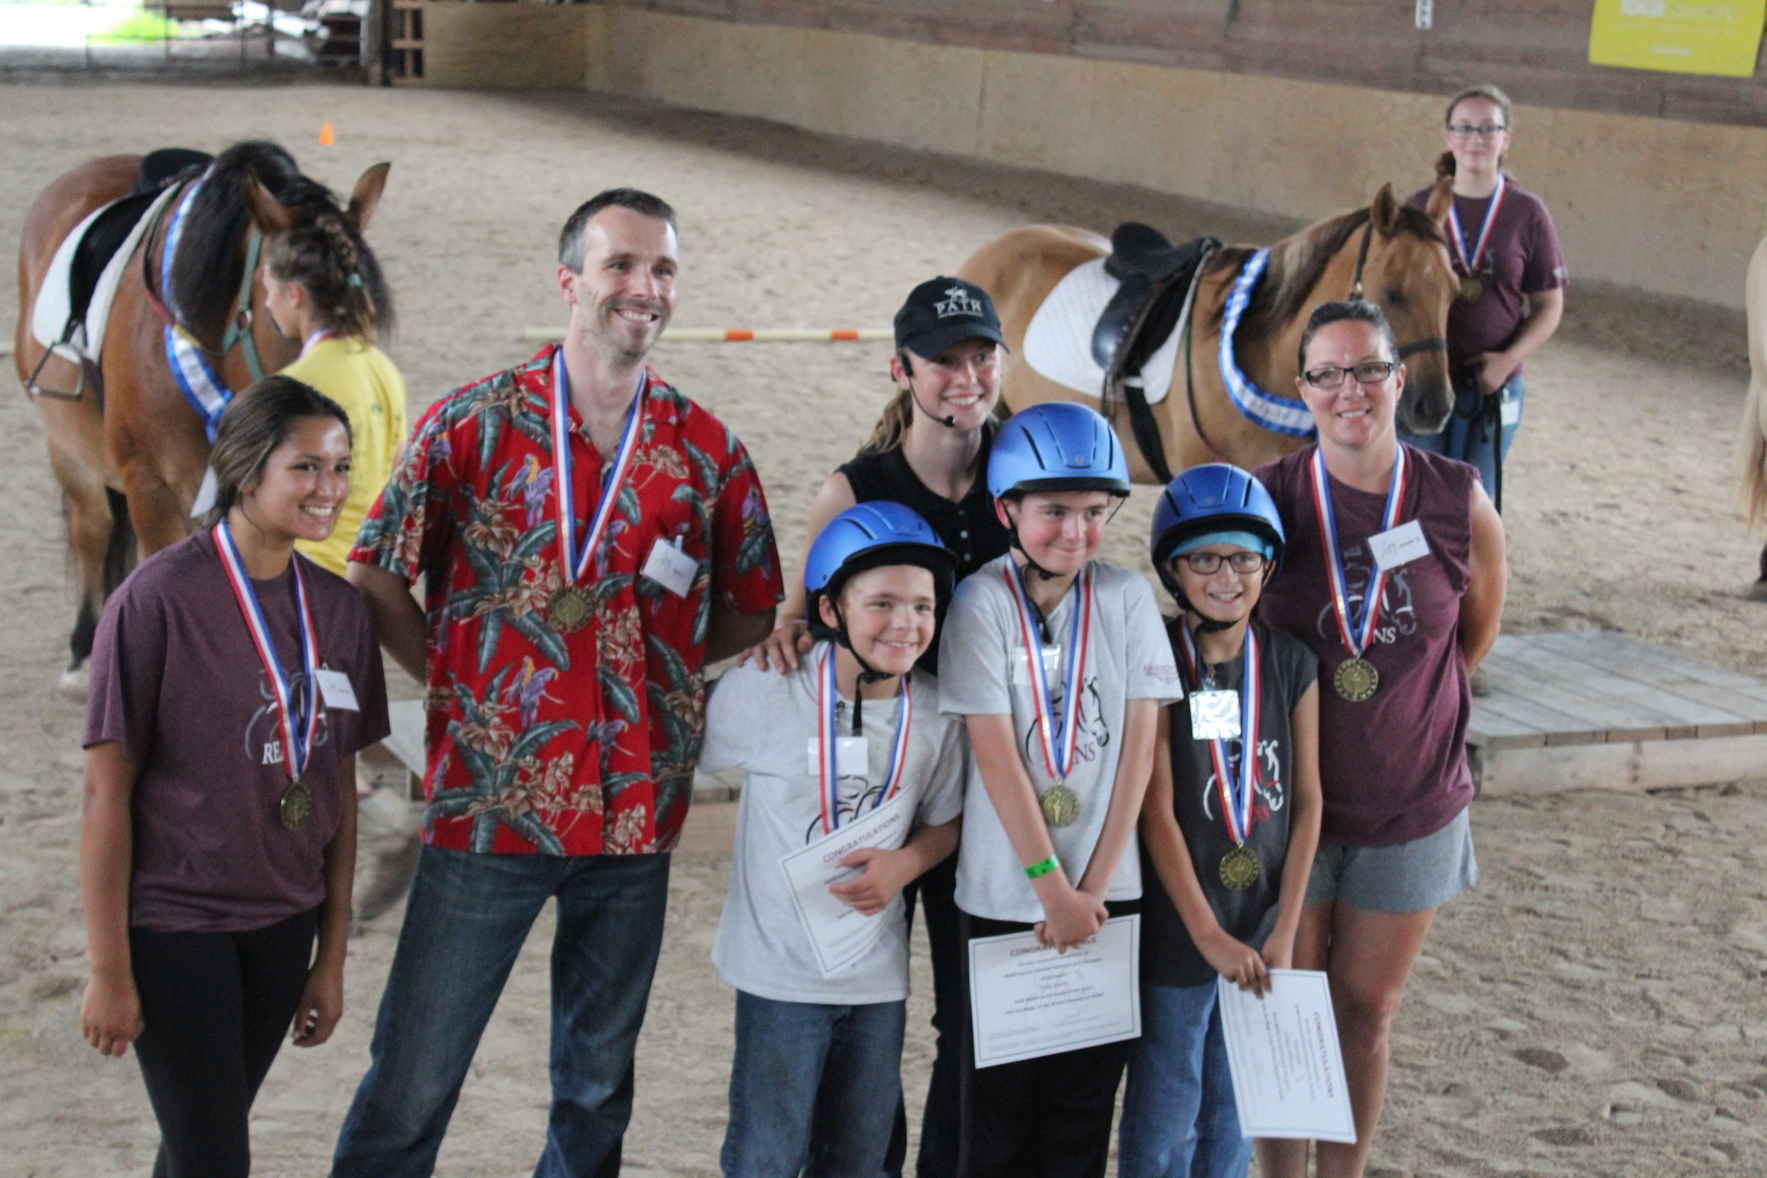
<box><xmin>893</xmin><ymin>276</ymin><xmax>1006</xmax><ymax>359</ymax></box>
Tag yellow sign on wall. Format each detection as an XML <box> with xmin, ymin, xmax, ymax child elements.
<box><xmin>1589</xmin><ymin>0</ymin><xmax>1766</xmax><ymax>76</ymax></box>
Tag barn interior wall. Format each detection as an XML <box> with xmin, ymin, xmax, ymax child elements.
<box><xmin>420</xmin><ymin>3</ymin><xmax>1766</xmax><ymax>308</ymax></box>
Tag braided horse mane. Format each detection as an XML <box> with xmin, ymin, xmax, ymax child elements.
<box><xmin>168</xmin><ymin>139</ymin><xmax>389</xmax><ymax>343</ymax></box>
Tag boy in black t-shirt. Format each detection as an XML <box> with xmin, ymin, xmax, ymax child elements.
<box><xmin>1118</xmin><ymin>464</ymin><xmax>1323</xmax><ymax>1178</ymax></box>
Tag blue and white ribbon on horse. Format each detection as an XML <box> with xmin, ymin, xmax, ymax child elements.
<box><xmin>159</xmin><ymin>172</ymin><xmax>235</xmax><ymax>443</ymax></box>
<box><xmin>1218</xmin><ymin>248</ymin><xmax>1316</xmax><ymax>439</ymax></box>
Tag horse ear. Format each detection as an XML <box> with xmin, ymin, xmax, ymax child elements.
<box><xmin>1370</xmin><ymin>183</ymin><xmax>1400</xmax><ymax>232</ymax></box>
<box><xmin>245</xmin><ymin>176</ymin><xmax>298</xmax><ymax>236</ymax></box>
<box><xmin>346</xmin><ymin>163</ymin><xmax>391</xmax><ymax>231</ymax></box>
<box><xmin>1423</xmin><ymin>171</ymin><xmax>1454</xmax><ymax>228</ymax></box>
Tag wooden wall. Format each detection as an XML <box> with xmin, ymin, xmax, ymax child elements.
<box><xmin>416</xmin><ymin>2</ymin><xmax>1767</xmax><ymax>306</ymax></box>
<box><xmin>605</xmin><ymin>0</ymin><xmax>1766</xmax><ymax>127</ymax></box>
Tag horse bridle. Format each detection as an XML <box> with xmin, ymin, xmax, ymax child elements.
<box><xmin>140</xmin><ymin>174</ymin><xmax>271</xmax><ymax>384</ymax></box>
<box><xmin>1347</xmin><ymin>214</ymin><xmax>1446</xmax><ymax>363</ymax></box>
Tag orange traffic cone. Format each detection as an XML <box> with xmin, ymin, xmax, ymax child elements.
<box><xmin>319</xmin><ymin>121</ymin><xmax>335</xmax><ymax>146</ymax></box>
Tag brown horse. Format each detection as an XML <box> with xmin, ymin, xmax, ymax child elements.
<box><xmin>1742</xmin><ymin>232</ymin><xmax>1767</xmax><ymax>600</ymax></box>
<box><xmin>959</xmin><ymin>180</ymin><xmax>1458</xmax><ymax>483</ymax></box>
<box><xmin>14</xmin><ymin>140</ymin><xmax>388</xmax><ymax>683</ymax></box>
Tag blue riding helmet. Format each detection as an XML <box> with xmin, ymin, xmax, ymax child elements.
<box><xmin>805</xmin><ymin>501</ymin><xmax>957</xmax><ymax>643</ymax></box>
<box><xmin>1150</xmin><ymin>463</ymin><xmax>1286</xmax><ymax>596</ymax></box>
<box><xmin>986</xmin><ymin>403</ymin><xmax>1131</xmax><ymax>501</ymax></box>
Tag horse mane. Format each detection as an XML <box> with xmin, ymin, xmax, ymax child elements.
<box><xmin>1206</xmin><ymin>201</ymin><xmax>1443</xmax><ymax>341</ymax></box>
<box><xmin>168</xmin><ymin>140</ymin><xmax>339</xmax><ymax>342</ymax></box>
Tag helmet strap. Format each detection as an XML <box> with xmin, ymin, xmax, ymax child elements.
<box><xmin>826</xmin><ymin>598</ymin><xmax>892</xmax><ymax>732</ymax></box>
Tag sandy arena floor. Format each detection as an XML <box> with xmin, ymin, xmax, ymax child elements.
<box><xmin>1</xmin><ymin>82</ymin><xmax>1763</xmax><ymax>1176</ymax></box>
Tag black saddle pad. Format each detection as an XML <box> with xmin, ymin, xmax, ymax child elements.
<box><xmin>62</xmin><ymin>149</ymin><xmax>212</xmax><ymax>339</ymax></box>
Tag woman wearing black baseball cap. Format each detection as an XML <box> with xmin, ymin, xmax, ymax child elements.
<box><xmin>741</xmin><ymin>274</ymin><xmax>1010</xmax><ymax>1177</ymax></box>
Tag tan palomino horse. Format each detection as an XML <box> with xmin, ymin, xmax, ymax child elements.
<box><xmin>959</xmin><ymin>180</ymin><xmax>1458</xmax><ymax>483</ymax></box>
<box><xmin>15</xmin><ymin>140</ymin><xmax>388</xmax><ymax>683</ymax></box>
<box><xmin>1742</xmin><ymin>232</ymin><xmax>1767</xmax><ymax>599</ymax></box>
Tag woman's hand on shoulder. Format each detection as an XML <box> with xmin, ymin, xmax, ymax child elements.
<box><xmin>80</xmin><ymin>971</ymin><xmax>143</xmax><ymax>1057</ymax></box>
<box><xmin>291</xmin><ymin>959</ymin><xmax>345</xmax><ymax>1048</ymax></box>
<box><xmin>739</xmin><ymin>618</ymin><xmax>813</xmax><ymax>673</ymax></box>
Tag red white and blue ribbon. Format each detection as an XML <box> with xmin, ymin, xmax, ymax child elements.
<box><xmin>1308</xmin><ymin>445</ymin><xmax>1408</xmax><ymax>659</ymax></box>
<box><xmin>1446</xmin><ymin>173</ymin><xmax>1507</xmax><ymax>280</ymax></box>
<box><xmin>1174</xmin><ymin>620</ymin><xmax>1261</xmax><ymax>846</ymax></box>
<box><xmin>816</xmin><ymin>646</ymin><xmax>911</xmax><ymax>834</ymax></box>
<box><xmin>213</xmin><ymin>520</ymin><xmax>319</xmax><ymax>782</ymax></box>
<box><xmin>550</xmin><ymin>349</ymin><xmax>645</xmax><ymax>582</ymax></box>
<box><xmin>301</xmin><ymin>328</ymin><xmax>338</xmax><ymax>356</ymax></box>
<box><xmin>1003</xmin><ymin>561</ymin><xmax>1094</xmax><ymax>782</ymax></box>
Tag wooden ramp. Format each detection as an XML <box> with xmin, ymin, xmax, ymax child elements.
<box><xmin>1471</xmin><ymin>632</ymin><xmax>1767</xmax><ymax>796</ymax></box>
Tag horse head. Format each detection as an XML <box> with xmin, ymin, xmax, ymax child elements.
<box><xmin>1360</xmin><ymin>180</ymin><xmax>1457</xmax><ymax>436</ymax></box>
<box><xmin>167</xmin><ymin>142</ymin><xmax>394</xmax><ymax>384</ymax></box>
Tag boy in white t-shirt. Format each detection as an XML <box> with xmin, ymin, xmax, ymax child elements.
<box><xmin>938</xmin><ymin>403</ymin><xmax>1184</xmax><ymax>1178</ymax></box>
<box><xmin>703</xmin><ymin>502</ymin><xmax>968</xmax><ymax>1178</ymax></box>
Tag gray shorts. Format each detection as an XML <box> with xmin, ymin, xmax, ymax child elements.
<box><xmin>1304</xmin><ymin>807</ymin><xmax>1479</xmax><ymax>914</ymax></box>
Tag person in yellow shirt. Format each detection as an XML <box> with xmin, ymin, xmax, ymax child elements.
<box><xmin>263</xmin><ymin>214</ymin><xmax>405</xmax><ymax>576</ymax></box>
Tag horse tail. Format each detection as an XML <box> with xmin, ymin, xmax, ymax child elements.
<box><xmin>1742</xmin><ymin>375</ymin><xmax>1767</xmax><ymax>526</ymax></box>
<box><xmin>102</xmin><ymin>487</ymin><xmax>136</xmax><ymax>597</ymax></box>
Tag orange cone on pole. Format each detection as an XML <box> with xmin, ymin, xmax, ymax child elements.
<box><xmin>319</xmin><ymin>121</ymin><xmax>335</xmax><ymax>146</ymax></box>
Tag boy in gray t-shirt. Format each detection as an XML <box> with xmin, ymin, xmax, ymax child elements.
<box><xmin>702</xmin><ymin>503</ymin><xmax>965</xmax><ymax>1178</ymax></box>
<box><xmin>937</xmin><ymin>404</ymin><xmax>1182</xmax><ymax>1178</ymax></box>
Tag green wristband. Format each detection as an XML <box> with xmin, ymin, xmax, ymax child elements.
<box><xmin>1024</xmin><ymin>856</ymin><xmax>1059</xmax><ymax>880</ymax></box>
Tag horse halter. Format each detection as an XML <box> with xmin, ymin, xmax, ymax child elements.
<box><xmin>1346</xmin><ymin>214</ymin><xmax>1446</xmax><ymax>363</ymax></box>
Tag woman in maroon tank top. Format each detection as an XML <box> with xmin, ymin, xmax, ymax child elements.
<box><xmin>1253</xmin><ymin>301</ymin><xmax>1507</xmax><ymax>1178</ymax></box>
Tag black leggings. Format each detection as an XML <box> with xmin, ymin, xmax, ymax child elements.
<box><xmin>130</xmin><ymin>908</ymin><xmax>318</xmax><ymax>1178</ymax></box>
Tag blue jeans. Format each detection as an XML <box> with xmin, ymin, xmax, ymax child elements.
<box><xmin>1117</xmin><ymin>982</ymin><xmax>1250</xmax><ymax>1178</ymax></box>
<box><xmin>1400</xmin><ymin>373</ymin><xmax>1523</xmax><ymax>510</ymax></box>
<box><xmin>331</xmin><ymin>845</ymin><xmax>671</xmax><ymax>1178</ymax></box>
<box><xmin>721</xmin><ymin>990</ymin><xmax>906</xmax><ymax>1178</ymax></box>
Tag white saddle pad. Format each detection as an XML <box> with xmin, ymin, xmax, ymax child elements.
<box><xmin>1022</xmin><ymin>256</ymin><xmax>1180</xmax><ymax>407</ymax></box>
<box><xmin>29</xmin><ymin>184</ymin><xmax>180</xmax><ymax>369</ymax></box>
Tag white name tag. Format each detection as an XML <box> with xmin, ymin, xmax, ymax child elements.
<box><xmin>641</xmin><ymin>537</ymin><xmax>698</xmax><ymax>597</ymax></box>
<box><xmin>1499</xmin><ymin>390</ymin><xmax>1522</xmax><ymax>427</ymax></box>
<box><xmin>317</xmin><ymin>668</ymin><xmax>360</xmax><ymax>711</ymax></box>
<box><xmin>1367</xmin><ymin>519</ymin><xmax>1429</xmax><ymax>571</ymax></box>
<box><xmin>806</xmin><ymin>735</ymin><xmax>869</xmax><ymax>779</ymax></box>
<box><xmin>1189</xmin><ymin>689</ymin><xmax>1240</xmax><ymax>740</ymax></box>
<box><xmin>1012</xmin><ymin>643</ymin><xmax>1063</xmax><ymax>686</ymax></box>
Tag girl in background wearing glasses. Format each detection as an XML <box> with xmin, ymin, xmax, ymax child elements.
<box><xmin>1253</xmin><ymin>300</ymin><xmax>1506</xmax><ymax>1178</ymax></box>
<box><xmin>1400</xmin><ymin>82</ymin><xmax>1566</xmax><ymax>511</ymax></box>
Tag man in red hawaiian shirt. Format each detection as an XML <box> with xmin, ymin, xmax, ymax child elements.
<box><xmin>332</xmin><ymin>189</ymin><xmax>782</xmax><ymax>1178</ymax></box>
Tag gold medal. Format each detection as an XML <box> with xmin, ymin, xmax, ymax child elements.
<box><xmin>1039</xmin><ymin>784</ymin><xmax>1081</xmax><ymax>828</ymax></box>
<box><xmin>1333</xmin><ymin>656</ymin><xmax>1379</xmax><ymax>702</ymax></box>
<box><xmin>1457</xmin><ymin>273</ymin><xmax>1484</xmax><ymax>303</ymax></box>
<box><xmin>1219</xmin><ymin>844</ymin><xmax>1260</xmax><ymax>890</ymax></box>
<box><xmin>548</xmin><ymin>585</ymin><xmax>593</xmax><ymax>634</ymax></box>
<box><xmin>279</xmin><ymin>780</ymin><xmax>314</xmax><ymax>831</ymax></box>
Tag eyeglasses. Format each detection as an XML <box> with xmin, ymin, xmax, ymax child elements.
<box><xmin>1447</xmin><ymin>123</ymin><xmax>1506</xmax><ymax>138</ymax></box>
<box><xmin>1174</xmin><ymin>551</ymin><xmax>1267</xmax><ymax>575</ymax></box>
<box><xmin>1302</xmin><ymin>361</ymin><xmax>1396</xmax><ymax>389</ymax></box>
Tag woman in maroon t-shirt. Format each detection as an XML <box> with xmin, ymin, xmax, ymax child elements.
<box><xmin>79</xmin><ymin>377</ymin><xmax>388</xmax><ymax>1178</ymax></box>
<box><xmin>1400</xmin><ymin>82</ymin><xmax>1567</xmax><ymax>511</ymax></box>
<box><xmin>1255</xmin><ymin>301</ymin><xmax>1506</xmax><ymax>1178</ymax></box>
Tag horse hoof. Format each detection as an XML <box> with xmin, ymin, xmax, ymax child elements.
<box><xmin>1748</xmin><ymin>580</ymin><xmax>1767</xmax><ymax>603</ymax></box>
<box><xmin>58</xmin><ymin>665</ymin><xmax>90</xmax><ymax>699</ymax></box>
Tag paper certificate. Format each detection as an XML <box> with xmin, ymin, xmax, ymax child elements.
<box><xmin>967</xmin><ymin>914</ymin><xmax>1140</xmax><ymax>1069</ymax></box>
<box><xmin>778</xmin><ymin>793</ymin><xmax>913</xmax><ymax>976</ymax></box>
<box><xmin>1216</xmin><ymin>969</ymin><xmax>1356</xmax><ymax>1143</ymax></box>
